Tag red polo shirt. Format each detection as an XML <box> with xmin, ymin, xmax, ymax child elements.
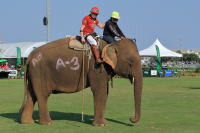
<box><xmin>82</xmin><ymin>15</ymin><xmax>99</xmax><ymax>35</ymax></box>
<box><xmin>2</xmin><ymin>65</ymin><xmax>8</xmax><ymax>70</ymax></box>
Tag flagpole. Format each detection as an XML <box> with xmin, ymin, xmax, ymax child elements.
<box><xmin>46</xmin><ymin>0</ymin><xmax>50</xmax><ymax>43</ymax></box>
<box><xmin>180</xmin><ymin>39</ymin><xmax>183</xmax><ymax>76</ymax></box>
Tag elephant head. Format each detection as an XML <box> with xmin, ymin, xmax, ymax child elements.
<box><xmin>102</xmin><ymin>39</ymin><xmax>143</xmax><ymax>123</ymax></box>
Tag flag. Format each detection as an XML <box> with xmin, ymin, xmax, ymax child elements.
<box><xmin>155</xmin><ymin>45</ymin><xmax>161</xmax><ymax>73</ymax></box>
<box><xmin>33</xmin><ymin>47</ymin><xmax>36</xmax><ymax>49</ymax></box>
<box><xmin>16</xmin><ymin>47</ymin><xmax>21</xmax><ymax>66</ymax></box>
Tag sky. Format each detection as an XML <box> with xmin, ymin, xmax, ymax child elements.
<box><xmin>0</xmin><ymin>0</ymin><xmax>200</xmax><ymax>51</ymax></box>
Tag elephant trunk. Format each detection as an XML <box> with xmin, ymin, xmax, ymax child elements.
<box><xmin>130</xmin><ymin>68</ymin><xmax>143</xmax><ymax>123</ymax></box>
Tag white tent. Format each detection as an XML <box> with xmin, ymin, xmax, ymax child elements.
<box><xmin>139</xmin><ymin>39</ymin><xmax>182</xmax><ymax>57</ymax></box>
<box><xmin>0</xmin><ymin>42</ymin><xmax>46</xmax><ymax>58</ymax></box>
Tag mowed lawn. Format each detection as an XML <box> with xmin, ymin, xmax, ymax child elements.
<box><xmin>0</xmin><ymin>77</ymin><xmax>199</xmax><ymax>133</ymax></box>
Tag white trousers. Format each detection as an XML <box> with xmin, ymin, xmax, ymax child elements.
<box><xmin>86</xmin><ymin>35</ymin><xmax>97</xmax><ymax>45</ymax></box>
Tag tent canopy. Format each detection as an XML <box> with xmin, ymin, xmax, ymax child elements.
<box><xmin>0</xmin><ymin>42</ymin><xmax>46</xmax><ymax>58</ymax></box>
<box><xmin>139</xmin><ymin>39</ymin><xmax>182</xmax><ymax>57</ymax></box>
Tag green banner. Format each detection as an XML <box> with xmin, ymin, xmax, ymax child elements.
<box><xmin>33</xmin><ymin>47</ymin><xmax>36</xmax><ymax>49</ymax></box>
<box><xmin>16</xmin><ymin>47</ymin><xmax>21</xmax><ymax>66</ymax></box>
<box><xmin>155</xmin><ymin>45</ymin><xmax>161</xmax><ymax>73</ymax></box>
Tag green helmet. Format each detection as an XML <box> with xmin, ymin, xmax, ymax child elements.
<box><xmin>110</xmin><ymin>11</ymin><xmax>120</xmax><ymax>19</ymax></box>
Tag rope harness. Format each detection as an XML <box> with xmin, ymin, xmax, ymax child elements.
<box><xmin>26</xmin><ymin>38</ymin><xmax>75</xmax><ymax>64</ymax></box>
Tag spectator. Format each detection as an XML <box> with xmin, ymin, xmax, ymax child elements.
<box><xmin>16</xmin><ymin>64</ymin><xmax>21</xmax><ymax>71</ymax></box>
<box><xmin>16</xmin><ymin>64</ymin><xmax>21</xmax><ymax>79</ymax></box>
<box><xmin>2</xmin><ymin>62</ymin><xmax>9</xmax><ymax>70</ymax></box>
<box><xmin>10</xmin><ymin>63</ymin><xmax>15</xmax><ymax>70</ymax></box>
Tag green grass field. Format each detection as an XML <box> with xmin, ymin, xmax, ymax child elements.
<box><xmin>0</xmin><ymin>77</ymin><xmax>200</xmax><ymax>133</ymax></box>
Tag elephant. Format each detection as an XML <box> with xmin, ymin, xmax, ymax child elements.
<box><xmin>19</xmin><ymin>38</ymin><xmax>143</xmax><ymax>126</ymax></box>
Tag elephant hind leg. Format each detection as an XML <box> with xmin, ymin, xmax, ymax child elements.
<box><xmin>37</xmin><ymin>95</ymin><xmax>54</xmax><ymax>125</ymax></box>
<box><xmin>21</xmin><ymin>82</ymin><xmax>37</xmax><ymax>124</ymax></box>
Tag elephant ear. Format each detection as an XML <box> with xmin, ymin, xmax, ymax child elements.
<box><xmin>102</xmin><ymin>44</ymin><xmax>117</xmax><ymax>69</ymax></box>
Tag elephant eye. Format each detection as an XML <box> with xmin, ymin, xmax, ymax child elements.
<box><xmin>130</xmin><ymin>59</ymin><xmax>134</xmax><ymax>63</ymax></box>
<box><xmin>127</xmin><ymin>58</ymin><xmax>134</xmax><ymax>66</ymax></box>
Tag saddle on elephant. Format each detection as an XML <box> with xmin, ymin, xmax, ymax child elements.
<box><xmin>68</xmin><ymin>36</ymin><xmax>90</xmax><ymax>51</ymax></box>
<box><xmin>68</xmin><ymin>32</ymin><xmax>102</xmax><ymax>62</ymax></box>
<box><xmin>69</xmin><ymin>33</ymin><xmax>101</xmax><ymax>50</ymax></box>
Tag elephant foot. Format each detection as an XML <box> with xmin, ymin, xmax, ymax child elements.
<box><xmin>39</xmin><ymin>120</ymin><xmax>54</xmax><ymax>125</ymax></box>
<box><xmin>92</xmin><ymin>119</ymin><xmax>108</xmax><ymax>126</ymax></box>
<box><xmin>20</xmin><ymin>118</ymin><xmax>35</xmax><ymax>124</ymax></box>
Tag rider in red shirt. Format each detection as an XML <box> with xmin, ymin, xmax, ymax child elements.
<box><xmin>80</xmin><ymin>7</ymin><xmax>105</xmax><ymax>63</ymax></box>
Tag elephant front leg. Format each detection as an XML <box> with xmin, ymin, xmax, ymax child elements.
<box><xmin>92</xmin><ymin>86</ymin><xmax>108</xmax><ymax>126</ymax></box>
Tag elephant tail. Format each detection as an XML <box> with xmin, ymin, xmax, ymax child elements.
<box><xmin>19</xmin><ymin>64</ymin><xmax>28</xmax><ymax>114</ymax></box>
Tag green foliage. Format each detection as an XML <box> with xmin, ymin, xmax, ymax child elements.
<box><xmin>20</xmin><ymin>65</ymin><xmax>25</xmax><ymax>71</ymax></box>
<box><xmin>176</xmin><ymin>50</ymin><xmax>181</xmax><ymax>54</ymax></box>
<box><xmin>183</xmin><ymin>53</ymin><xmax>199</xmax><ymax>61</ymax></box>
<box><xmin>169</xmin><ymin>51</ymin><xmax>199</xmax><ymax>62</ymax></box>
<box><xmin>142</xmin><ymin>65</ymin><xmax>150</xmax><ymax>71</ymax></box>
<box><xmin>195</xmin><ymin>66</ymin><xmax>200</xmax><ymax>73</ymax></box>
<box><xmin>167</xmin><ymin>67</ymin><xmax>181</xmax><ymax>71</ymax></box>
<box><xmin>161</xmin><ymin>57</ymin><xmax>180</xmax><ymax>62</ymax></box>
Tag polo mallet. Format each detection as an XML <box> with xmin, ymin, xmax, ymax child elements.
<box><xmin>81</xmin><ymin>42</ymin><xmax>85</xmax><ymax>122</ymax></box>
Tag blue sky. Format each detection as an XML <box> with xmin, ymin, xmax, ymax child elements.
<box><xmin>0</xmin><ymin>0</ymin><xmax>200</xmax><ymax>51</ymax></box>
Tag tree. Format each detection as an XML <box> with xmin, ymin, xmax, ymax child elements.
<box><xmin>190</xmin><ymin>54</ymin><xmax>199</xmax><ymax>61</ymax></box>
<box><xmin>183</xmin><ymin>53</ymin><xmax>199</xmax><ymax>62</ymax></box>
<box><xmin>176</xmin><ymin>50</ymin><xmax>182</xmax><ymax>54</ymax></box>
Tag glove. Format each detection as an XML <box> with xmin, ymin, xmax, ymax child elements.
<box><xmin>81</xmin><ymin>37</ymin><xmax>85</xmax><ymax>44</ymax></box>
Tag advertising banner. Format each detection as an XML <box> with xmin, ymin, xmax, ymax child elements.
<box><xmin>8</xmin><ymin>70</ymin><xmax>17</xmax><ymax>77</ymax></box>
<box><xmin>144</xmin><ymin>71</ymin><xmax>149</xmax><ymax>75</ymax></box>
<box><xmin>155</xmin><ymin>45</ymin><xmax>161</xmax><ymax>73</ymax></box>
<box><xmin>16</xmin><ymin>47</ymin><xmax>21</xmax><ymax>66</ymax></box>
<box><xmin>151</xmin><ymin>70</ymin><xmax>157</xmax><ymax>75</ymax></box>
<box><xmin>166</xmin><ymin>70</ymin><xmax>172</xmax><ymax>76</ymax></box>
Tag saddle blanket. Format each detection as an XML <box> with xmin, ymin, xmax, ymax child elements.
<box><xmin>68</xmin><ymin>36</ymin><xmax>90</xmax><ymax>51</ymax></box>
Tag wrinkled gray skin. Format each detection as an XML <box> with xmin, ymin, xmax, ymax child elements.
<box><xmin>20</xmin><ymin>38</ymin><xmax>143</xmax><ymax>126</ymax></box>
